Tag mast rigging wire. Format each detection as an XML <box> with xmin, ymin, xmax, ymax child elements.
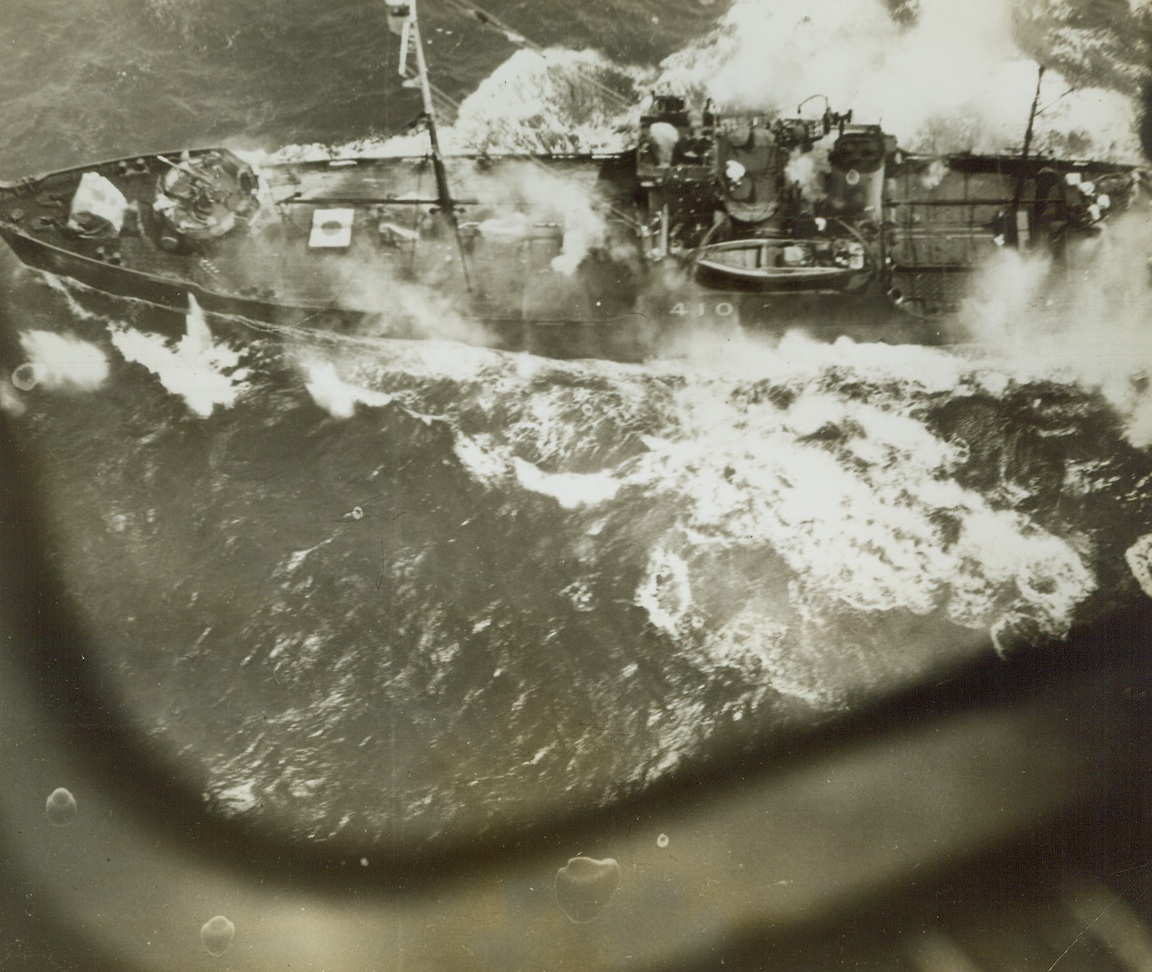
<box><xmin>380</xmin><ymin>0</ymin><xmax>643</xmax><ymax>240</ymax></box>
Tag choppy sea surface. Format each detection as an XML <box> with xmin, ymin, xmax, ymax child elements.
<box><xmin>2</xmin><ymin>0</ymin><xmax>1152</xmax><ymax>966</ymax></box>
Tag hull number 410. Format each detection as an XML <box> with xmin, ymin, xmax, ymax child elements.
<box><xmin>670</xmin><ymin>301</ymin><xmax>736</xmax><ymax>317</ymax></box>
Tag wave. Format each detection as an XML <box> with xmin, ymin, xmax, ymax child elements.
<box><xmin>294</xmin><ymin>330</ymin><xmax>1112</xmax><ymax>665</ymax></box>
<box><xmin>20</xmin><ymin>290</ymin><xmax>1147</xmax><ymax>842</ymax></box>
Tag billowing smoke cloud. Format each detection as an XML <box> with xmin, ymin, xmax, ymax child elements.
<box><xmin>259</xmin><ymin>0</ymin><xmax>1146</xmax><ymax>167</ymax></box>
<box><xmin>784</xmin><ymin>142</ymin><xmax>831</xmax><ymax>203</ymax></box>
<box><xmin>654</xmin><ymin>0</ymin><xmax>1142</xmax><ymax>158</ymax></box>
<box><xmin>510</xmin><ymin>164</ymin><xmax>616</xmax><ymax>275</ymax></box>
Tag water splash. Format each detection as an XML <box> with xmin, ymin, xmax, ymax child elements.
<box><xmin>451</xmin><ymin>47</ymin><xmax>639</xmax><ymax>154</ymax></box>
<box><xmin>109</xmin><ymin>297</ymin><xmax>249</xmax><ymax>417</ymax></box>
<box><xmin>1125</xmin><ymin>533</ymin><xmax>1152</xmax><ymax>598</ymax></box>
<box><xmin>18</xmin><ymin>330</ymin><xmax>109</xmax><ymax>392</ymax></box>
<box><xmin>955</xmin><ymin>208</ymin><xmax>1152</xmax><ymax>446</ymax></box>
<box><xmin>298</xmin><ymin>358</ymin><xmax>394</xmax><ymax>418</ymax></box>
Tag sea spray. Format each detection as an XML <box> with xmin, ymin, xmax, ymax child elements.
<box><xmin>954</xmin><ymin>207</ymin><xmax>1152</xmax><ymax>446</ymax></box>
<box><xmin>18</xmin><ymin>330</ymin><xmax>109</xmax><ymax>392</ymax></box>
<box><xmin>26</xmin><ymin>314</ymin><xmax>1150</xmax><ymax>845</ymax></box>
<box><xmin>299</xmin><ymin>359</ymin><xmax>394</xmax><ymax>419</ymax></box>
<box><xmin>179</xmin><ymin>294</ymin><xmax>214</xmax><ymax>359</ymax></box>
<box><xmin>511</xmin><ymin>457</ymin><xmax>623</xmax><ymax>508</ymax></box>
<box><xmin>451</xmin><ymin>47</ymin><xmax>641</xmax><ymax>154</ymax></box>
<box><xmin>259</xmin><ymin>47</ymin><xmax>641</xmax><ymax>164</ymax></box>
<box><xmin>250</xmin><ymin>0</ymin><xmax>1147</xmax><ymax>167</ymax></box>
<box><xmin>109</xmin><ymin>298</ymin><xmax>248</xmax><ymax>417</ymax></box>
<box><xmin>654</xmin><ymin>0</ymin><xmax>1142</xmax><ymax>159</ymax></box>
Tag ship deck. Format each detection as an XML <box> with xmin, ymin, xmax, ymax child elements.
<box><xmin>0</xmin><ymin>150</ymin><xmax>645</xmax><ymax>325</ymax></box>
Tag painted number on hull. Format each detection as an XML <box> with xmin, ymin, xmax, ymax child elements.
<box><xmin>671</xmin><ymin>302</ymin><xmax>735</xmax><ymax>317</ymax></box>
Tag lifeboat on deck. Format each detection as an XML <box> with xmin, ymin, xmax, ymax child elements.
<box><xmin>694</xmin><ymin>219</ymin><xmax>875</xmax><ymax>293</ymax></box>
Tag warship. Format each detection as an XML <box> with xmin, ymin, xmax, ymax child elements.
<box><xmin>0</xmin><ymin>2</ymin><xmax>1141</xmax><ymax>357</ymax></box>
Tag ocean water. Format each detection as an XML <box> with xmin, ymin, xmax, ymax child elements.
<box><xmin>2</xmin><ymin>1</ymin><xmax>1152</xmax><ymax>969</ymax></box>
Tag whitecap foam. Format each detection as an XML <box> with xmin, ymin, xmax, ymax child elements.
<box><xmin>511</xmin><ymin>457</ymin><xmax>621</xmax><ymax>508</ymax></box>
<box><xmin>452</xmin><ymin>432</ymin><xmax>509</xmax><ymax>487</ymax></box>
<box><xmin>631</xmin><ymin>351</ymin><xmax>1096</xmax><ymax>641</ymax></box>
<box><xmin>1125</xmin><ymin>534</ymin><xmax>1152</xmax><ymax>599</ymax></box>
<box><xmin>636</xmin><ymin>546</ymin><xmax>694</xmax><ymax>635</ymax></box>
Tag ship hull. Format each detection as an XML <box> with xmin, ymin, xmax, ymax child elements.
<box><xmin>0</xmin><ymin>138</ymin><xmax>1139</xmax><ymax>359</ymax></box>
<box><xmin>0</xmin><ymin>216</ymin><xmax>678</xmax><ymax>361</ymax></box>
<box><xmin>0</xmin><ymin>223</ymin><xmax>294</xmax><ymax>325</ymax></box>
<box><xmin>0</xmin><ymin>148</ymin><xmax>690</xmax><ymax>359</ymax></box>
<box><xmin>0</xmin><ymin>218</ymin><xmax>984</xmax><ymax>358</ymax></box>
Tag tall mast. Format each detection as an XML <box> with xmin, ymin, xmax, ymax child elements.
<box><xmin>1020</xmin><ymin>64</ymin><xmax>1045</xmax><ymax>167</ymax></box>
<box><xmin>388</xmin><ymin>0</ymin><xmax>456</xmax><ymax>218</ymax></box>
<box><xmin>1010</xmin><ymin>63</ymin><xmax>1046</xmax><ymax>247</ymax></box>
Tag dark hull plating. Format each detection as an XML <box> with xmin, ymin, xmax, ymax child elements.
<box><xmin>0</xmin><ymin>131</ymin><xmax>1140</xmax><ymax>360</ymax></box>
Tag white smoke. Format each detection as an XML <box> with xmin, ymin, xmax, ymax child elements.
<box><xmin>784</xmin><ymin>143</ymin><xmax>831</xmax><ymax>203</ymax></box>
<box><xmin>341</xmin><ymin>269</ymin><xmax>499</xmax><ymax>346</ymax></box>
<box><xmin>510</xmin><ymin>165</ymin><xmax>614</xmax><ymax>275</ymax></box>
<box><xmin>655</xmin><ymin>0</ymin><xmax>1142</xmax><ymax>158</ymax></box>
